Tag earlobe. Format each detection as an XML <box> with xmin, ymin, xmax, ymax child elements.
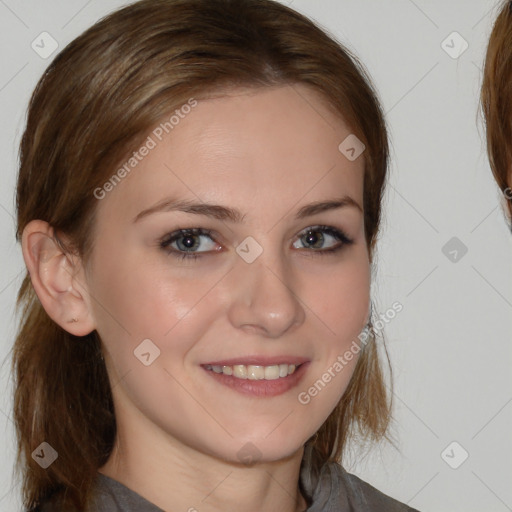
<box><xmin>21</xmin><ymin>219</ymin><xmax>96</xmax><ymax>336</ymax></box>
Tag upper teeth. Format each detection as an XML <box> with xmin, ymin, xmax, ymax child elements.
<box><xmin>204</xmin><ymin>363</ymin><xmax>297</xmax><ymax>380</ymax></box>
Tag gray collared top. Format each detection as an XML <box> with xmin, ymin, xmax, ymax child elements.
<box><xmin>37</xmin><ymin>446</ymin><xmax>420</xmax><ymax>512</ymax></box>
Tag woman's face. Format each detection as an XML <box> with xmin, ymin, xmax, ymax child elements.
<box><xmin>85</xmin><ymin>84</ymin><xmax>370</xmax><ymax>463</ymax></box>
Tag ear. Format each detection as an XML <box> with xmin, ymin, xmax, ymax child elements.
<box><xmin>504</xmin><ymin>185</ymin><xmax>512</xmax><ymax>223</ymax></box>
<box><xmin>21</xmin><ymin>219</ymin><xmax>96</xmax><ymax>336</ymax></box>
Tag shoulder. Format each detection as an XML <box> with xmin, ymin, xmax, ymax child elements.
<box><xmin>337</xmin><ymin>463</ymin><xmax>420</xmax><ymax>512</ymax></box>
<box><xmin>26</xmin><ymin>473</ymin><xmax>163</xmax><ymax>512</ymax></box>
<box><xmin>311</xmin><ymin>461</ymin><xmax>421</xmax><ymax>512</ymax></box>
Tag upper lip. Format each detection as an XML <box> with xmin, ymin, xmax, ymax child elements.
<box><xmin>202</xmin><ymin>356</ymin><xmax>310</xmax><ymax>366</ymax></box>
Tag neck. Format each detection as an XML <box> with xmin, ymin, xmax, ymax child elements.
<box><xmin>98</xmin><ymin>418</ymin><xmax>309</xmax><ymax>512</ymax></box>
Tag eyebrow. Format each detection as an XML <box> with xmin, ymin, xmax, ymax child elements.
<box><xmin>133</xmin><ymin>195</ymin><xmax>362</xmax><ymax>224</ymax></box>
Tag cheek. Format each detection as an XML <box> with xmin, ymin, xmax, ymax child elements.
<box><xmin>312</xmin><ymin>251</ymin><xmax>370</xmax><ymax>342</ymax></box>
<box><xmin>294</xmin><ymin>254</ymin><xmax>370</xmax><ymax>427</ymax></box>
<box><xmin>88</xmin><ymin>245</ymin><xmax>226</xmax><ymax>362</ymax></box>
<box><xmin>87</xmin><ymin>255</ymin><xmax>226</xmax><ymax>423</ymax></box>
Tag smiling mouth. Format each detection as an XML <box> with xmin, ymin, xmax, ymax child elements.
<box><xmin>203</xmin><ymin>363</ymin><xmax>300</xmax><ymax>380</ymax></box>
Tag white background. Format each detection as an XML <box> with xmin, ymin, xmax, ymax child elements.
<box><xmin>1</xmin><ymin>1</ymin><xmax>511</xmax><ymax>511</ymax></box>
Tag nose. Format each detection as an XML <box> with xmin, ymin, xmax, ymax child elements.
<box><xmin>226</xmin><ymin>249</ymin><xmax>306</xmax><ymax>338</ymax></box>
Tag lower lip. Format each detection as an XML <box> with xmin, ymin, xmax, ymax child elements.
<box><xmin>202</xmin><ymin>363</ymin><xmax>310</xmax><ymax>397</ymax></box>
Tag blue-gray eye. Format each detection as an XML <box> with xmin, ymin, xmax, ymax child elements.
<box><xmin>160</xmin><ymin>225</ymin><xmax>353</xmax><ymax>261</ymax></box>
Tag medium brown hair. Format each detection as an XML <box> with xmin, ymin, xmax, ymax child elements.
<box><xmin>12</xmin><ymin>0</ymin><xmax>392</xmax><ymax>509</ymax></box>
<box><xmin>480</xmin><ymin>0</ymin><xmax>512</xmax><ymax>219</ymax></box>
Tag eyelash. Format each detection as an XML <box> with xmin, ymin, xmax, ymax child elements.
<box><xmin>159</xmin><ymin>225</ymin><xmax>354</xmax><ymax>261</ymax></box>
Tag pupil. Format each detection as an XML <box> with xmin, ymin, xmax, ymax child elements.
<box><xmin>305</xmin><ymin>231</ymin><xmax>322</xmax><ymax>248</ymax></box>
<box><xmin>182</xmin><ymin>236</ymin><xmax>196</xmax><ymax>249</ymax></box>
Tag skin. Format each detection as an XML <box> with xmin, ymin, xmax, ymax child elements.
<box><xmin>22</xmin><ymin>84</ymin><xmax>370</xmax><ymax>512</ymax></box>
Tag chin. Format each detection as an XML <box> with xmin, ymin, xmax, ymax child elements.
<box><xmin>204</xmin><ymin>436</ymin><xmax>305</xmax><ymax>466</ymax></box>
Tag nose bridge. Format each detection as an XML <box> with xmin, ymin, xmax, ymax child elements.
<box><xmin>227</xmin><ymin>239</ymin><xmax>305</xmax><ymax>337</ymax></box>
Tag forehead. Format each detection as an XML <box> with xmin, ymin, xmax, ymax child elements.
<box><xmin>95</xmin><ymin>84</ymin><xmax>365</xmax><ymax>225</ymax></box>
